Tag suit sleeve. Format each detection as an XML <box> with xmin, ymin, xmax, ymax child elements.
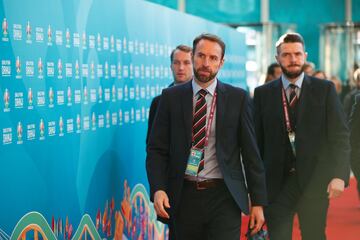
<box><xmin>239</xmin><ymin>92</ymin><xmax>267</xmax><ymax>206</ymax></box>
<box><xmin>326</xmin><ymin>82</ymin><xmax>351</xmax><ymax>184</ymax></box>
<box><xmin>343</xmin><ymin>93</ymin><xmax>353</xmax><ymax>120</ymax></box>
<box><xmin>253</xmin><ymin>87</ymin><xmax>264</xmax><ymax>158</ymax></box>
<box><xmin>146</xmin><ymin>91</ymin><xmax>170</xmax><ymax>201</ymax></box>
<box><xmin>146</xmin><ymin>96</ymin><xmax>159</xmax><ymax>144</ymax></box>
<box><xmin>350</xmin><ymin>96</ymin><xmax>360</xmax><ymax>178</ymax></box>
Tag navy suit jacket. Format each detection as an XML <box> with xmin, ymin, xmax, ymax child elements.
<box><xmin>146</xmin><ymin>80</ymin><xmax>267</xmax><ymax>223</ymax></box>
<box><xmin>254</xmin><ymin>76</ymin><xmax>350</xmax><ymax>202</ymax></box>
<box><xmin>350</xmin><ymin>95</ymin><xmax>360</xmax><ymax>169</ymax></box>
<box><xmin>146</xmin><ymin>95</ymin><xmax>160</xmax><ymax>144</ymax></box>
<box><xmin>146</xmin><ymin>83</ymin><xmax>175</xmax><ymax>144</ymax></box>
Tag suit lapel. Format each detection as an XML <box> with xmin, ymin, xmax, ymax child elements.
<box><xmin>272</xmin><ymin>79</ymin><xmax>287</xmax><ymax>142</ymax></box>
<box><xmin>296</xmin><ymin>75</ymin><xmax>312</xmax><ymax>127</ymax></box>
<box><xmin>181</xmin><ymin>81</ymin><xmax>194</xmax><ymax>145</ymax></box>
<box><xmin>215</xmin><ymin>81</ymin><xmax>227</xmax><ymax>138</ymax></box>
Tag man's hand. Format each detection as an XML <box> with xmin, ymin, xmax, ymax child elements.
<box><xmin>327</xmin><ymin>178</ymin><xmax>345</xmax><ymax>199</ymax></box>
<box><xmin>249</xmin><ymin>206</ymin><xmax>265</xmax><ymax>236</ymax></box>
<box><xmin>153</xmin><ymin>190</ymin><xmax>170</xmax><ymax>219</ymax></box>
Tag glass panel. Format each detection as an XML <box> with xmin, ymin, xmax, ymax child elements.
<box><xmin>320</xmin><ymin>23</ymin><xmax>360</xmax><ymax>85</ymax></box>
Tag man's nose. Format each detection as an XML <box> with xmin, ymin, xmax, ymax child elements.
<box><xmin>290</xmin><ymin>55</ymin><xmax>297</xmax><ymax>62</ymax></box>
<box><xmin>202</xmin><ymin>57</ymin><xmax>210</xmax><ymax>66</ymax></box>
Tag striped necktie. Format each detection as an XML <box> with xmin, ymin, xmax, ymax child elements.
<box><xmin>193</xmin><ymin>89</ymin><xmax>207</xmax><ymax>173</ymax></box>
<box><xmin>289</xmin><ymin>84</ymin><xmax>298</xmax><ymax>108</ymax></box>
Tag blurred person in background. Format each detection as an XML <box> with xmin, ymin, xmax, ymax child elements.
<box><xmin>265</xmin><ymin>62</ymin><xmax>282</xmax><ymax>83</ymax></box>
<box><xmin>343</xmin><ymin>68</ymin><xmax>360</xmax><ymax>119</ymax></box>
<box><xmin>330</xmin><ymin>76</ymin><xmax>343</xmax><ymax>95</ymax></box>
<box><xmin>312</xmin><ymin>70</ymin><xmax>327</xmax><ymax>79</ymax></box>
<box><xmin>303</xmin><ymin>62</ymin><xmax>315</xmax><ymax>76</ymax></box>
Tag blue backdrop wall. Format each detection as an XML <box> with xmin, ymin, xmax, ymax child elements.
<box><xmin>0</xmin><ymin>0</ymin><xmax>246</xmax><ymax>239</ymax></box>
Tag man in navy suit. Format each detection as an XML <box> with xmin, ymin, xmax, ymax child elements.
<box><xmin>350</xmin><ymin>94</ymin><xmax>360</xmax><ymax>197</ymax></box>
<box><xmin>254</xmin><ymin>33</ymin><xmax>350</xmax><ymax>240</ymax></box>
<box><xmin>146</xmin><ymin>44</ymin><xmax>193</xmax><ymax>143</ymax></box>
<box><xmin>146</xmin><ymin>33</ymin><xmax>267</xmax><ymax>240</ymax></box>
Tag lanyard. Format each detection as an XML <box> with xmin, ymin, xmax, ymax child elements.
<box><xmin>281</xmin><ymin>86</ymin><xmax>293</xmax><ymax>133</ymax></box>
<box><xmin>192</xmin><ymin>91</ymin><xmax>217</xmax><ymax>148</ymax></box>
<box><xmin>281</xmin><ymin>86</ymin><xmax>297</xmax><ymax>156</ymax></box>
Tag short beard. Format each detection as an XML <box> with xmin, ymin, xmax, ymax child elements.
<box><xmin>194</xmin><ymin>68</ymin><xmax>218</xmax><ymax>83</ymax></box>
<box><xmin>280</xmin><ymin>64</ymin><xmax>304</xmax><ymax>79</ymax></box>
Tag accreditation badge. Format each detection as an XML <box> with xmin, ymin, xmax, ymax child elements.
<box><xmin>288</xmin><ymin>131</ymin><xmax>296</xmax><ymax>156</ymax></box>
<box><xmin>185</xmin><ymin>148</ymin><xmax>203</xmax><ymax>176</ymax></box>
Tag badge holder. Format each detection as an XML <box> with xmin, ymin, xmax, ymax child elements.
<box><xmin>185</xmin><ymin>148</ymin><xmax>203</xmax><ymax>176</ymax></box>
<box><xmin>288</xmin><ymin>131</ymin><xmax>296</xmax><ymax>156</ymax></box>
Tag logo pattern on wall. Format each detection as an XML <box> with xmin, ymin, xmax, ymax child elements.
<box><xmin>1</xmin><ymin>18</ymin><xmax>177</xmax><ymax>144</ymax></box>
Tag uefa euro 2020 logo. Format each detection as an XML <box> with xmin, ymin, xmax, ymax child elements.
<box><xmin>3</xmin><ymin>88</ymin><xmax>9</xmax><ymax>110</ymax></box>
<box><xmin>49</xmin><ymin>87</ymin><xmax>54</xmax><ymax>105</ymax></box>
<box><xmin>28</xmin><ymin>88</ymin><xmax>33</xmax><ymax>107</ymax></box>
<box><xmin>16</xmin><ymin>56</ymin><xmax>21</xmax><ymax>75</ymax></box>
<box><xmin>38</xmin><ymin>57</ymin><xmax>43</xmax><ymax>76</ymax></box>
<box><xmin>26</xmin><ymin>21</ymin><xmax>31</xmax><ymax>41</ymax></box>
<box><xmin>2</xmin><ymin>18</ymin><xmax>8</xmax><ymax>38</ymax></box>
<box><xmin>47</xmin><ymin>25</ymin><xmax>52</xmax><ymax>43</ymax></box>
<box><xmin>76</xmin><ymin>114</ymin><xmax>81</xmax><ymax>131</ymax></box>
<box><xmin>39</xmin><ymin>119</ymin><xmax>45</xmax><ymax>138</ymax></box>
<box><xmin>17</xmin><ymin>121</ymin><xmax>23</xmax><ymax>142</ymax></box>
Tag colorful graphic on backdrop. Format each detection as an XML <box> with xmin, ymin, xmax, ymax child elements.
<box><xmin>6</xmin><ymin>181</ymin><xmax>166</xmax><ymax>240</ymax></box>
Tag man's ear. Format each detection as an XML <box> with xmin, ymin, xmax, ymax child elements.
<box><xmin>220</xmin><ymin>58</ymin><xmax>225</xmax><ymax>68</ymax></box>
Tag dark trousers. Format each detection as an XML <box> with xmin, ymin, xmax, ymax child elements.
<box><xmin>172</xmin><ymin>180</ymin><xmax>241</xmax><ymax>240</ymax></box>
<box><xmin>265</xmin><ymin>173</ymin><xmax>329</xmax><ymax>240</ymax></box>
<box><xmin>351</xmin><ymin>158</ymin><xmax>360</xmax><ymax>194</ymax></box>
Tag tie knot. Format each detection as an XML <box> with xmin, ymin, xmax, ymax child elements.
<box><xmin>289</xmin><ymin>84</ymin><xmax>297</xmax><ymax>90</ymax></box>
<box><xmin>198</xmin><ymin>89</ymin><xmax>208</xmax><ymax>97</ymax></box>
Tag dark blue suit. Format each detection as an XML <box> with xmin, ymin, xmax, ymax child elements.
<box><xmin>146</xmin><ymin>80</ymin><xmax>267</xmax><ymax>238</ymax></box>
<box><xmin>146</xmin><ymin>95</ymin><xmax>160</xmax><ymax>144</ymax></box>
<box><xmin>254</xmin><ymin>76</ymin><xmax>350</xmax><ymax>239</ymax></box>
<box><xmin>350</xmin><ymin>94</ymin><xmax>360</xmax><ymax>194</ymax></box>
<box><xmin>146</xmin><ymin>83</ymin><xmax>174</xmax><ymax>144</ymax></box>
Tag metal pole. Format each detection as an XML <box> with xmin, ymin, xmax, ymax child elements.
<box><xmin>345</xmin><ymin>0</ymin><xmax>352</xmax><ymax>23</ymax></box>
<box><xmin>261</xmin><ymin>0</ymin><xmax>269</xmax><ymax>23</ymax></box>
<box><xmin>178</xmin><ymin>0</ymin><xmax>186</xmax><ymax>13</ymax></box>
<box><xmin>261</xmin><ymin>0</ymin><xmax>272</xmax><ymax>82</ymax></box>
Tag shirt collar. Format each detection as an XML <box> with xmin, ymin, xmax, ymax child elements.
<box><xmin>192</xmin><ymin>78</ymin><xmax>217</xmax><ymax>96</ymax></box>
<box><xmin>281</xmin><ymin>72</ymin><xmax>304</xmax><ymax>89</ymax></box>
